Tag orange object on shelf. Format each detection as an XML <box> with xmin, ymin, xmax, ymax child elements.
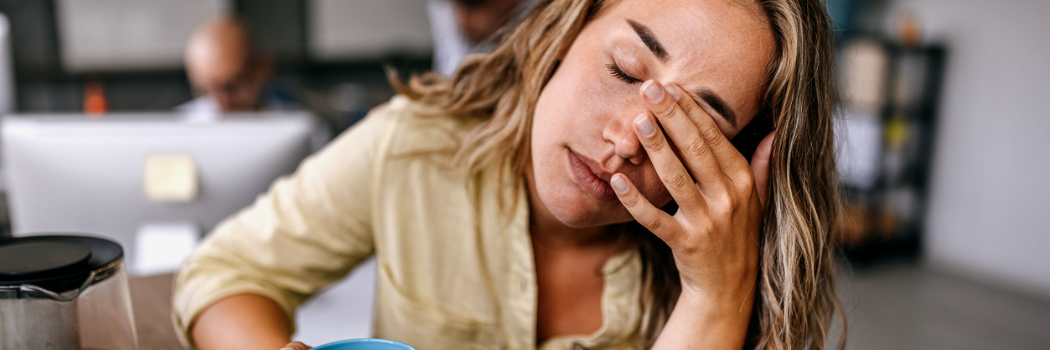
<box><xmin>899</xmin><ymin>13</ymin><xmax>921</xmax><ymax>47</ymax></box>
<box><xmin>84</xmin><ymin>76</ymin><xmax>108</xmax><ymax>115</ymax></box>
<box><xmin>835</xmin><ymin>202</ymin><xmax>903</xmax><ymax>246</ymax></box>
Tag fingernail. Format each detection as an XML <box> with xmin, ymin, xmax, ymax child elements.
<box><xmin>635</xmin><ymin>114</ymin><xmax>656</xmax><ymax>138</ymax></box>
<box><xmin>611</xmin><ymin>175</ymin><xmax>629</xmax><ymax>194</ymax></box>
<box><xmin>642</xmin><ymin>80</ymin><xmax>664</xmax><ymax>102</ymax></box>
<box><xmin>666</xmin><ymin>85</ymin><xmax>680</xmax><ymax>101</ymax></box>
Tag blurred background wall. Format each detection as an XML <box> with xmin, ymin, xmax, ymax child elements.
<box><xmin>0</xmin><ymin>0</ymin><xmax>430</xmax><ymax>117</ymax></box>
<box><xmin>0</xmin><ymin>0</ymin><xmax>1046</xmax><ymax>299</ymax></box>
<box><xmin>0</xmin><ymin>0</ymin><xmax>1046</xmax><ymax>296</ymax></box>
<box><xmin>0</xmin><ymin>0</ymin><xmax>1048</xmax><ymax>347</ymax></box>
<box><xmin>881</xmin><ymin>0</ymin><xmax>1050</xmax><ymax>299</ymax></box>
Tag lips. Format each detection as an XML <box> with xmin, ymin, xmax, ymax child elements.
<box><xmin>567</xmin><ymin>148</ymin><xmax>618</xmax><ymax>202</ymax></box>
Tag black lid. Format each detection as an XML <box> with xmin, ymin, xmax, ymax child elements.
<box><xmin>0</xmin><ymin>235</ymin><xmax>124</xmax><ymax>293</ymax></box>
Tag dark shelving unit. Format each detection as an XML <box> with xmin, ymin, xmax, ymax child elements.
<box><xmin>836</xmin><ymin>38</ymin><xmax>948</xmax><ymax>266</ymax></box>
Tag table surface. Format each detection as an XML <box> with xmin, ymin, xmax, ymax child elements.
<box><xmin>129</xmin><ymin>273</ymin><xmax>182</xmax><ymax>350</ymax></box>
<box><xmin>126</xmin><ymin>265</ymin><xmax>378</xmax><ymax>350</ymax></box>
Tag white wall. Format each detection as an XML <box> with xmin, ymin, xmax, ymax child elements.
<box><xmin>883</xmin><ymin>0</ymin><xmax>1050</xmax><ymax>298</ymax></box>
<box><xmin>55</xmin><ymin>0</ymin><xmax>227</xmax><ymax>72</ymax></box>
<box><xmin>308</xmin><ymin>0</ymin><xmax>433</xmax><ymax>61</ymax></box>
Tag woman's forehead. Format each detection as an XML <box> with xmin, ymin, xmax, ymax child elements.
<box><xmin>599</xmin><ymin>0</ymin><xmax>775</xmax><ymax>127</ymax></box>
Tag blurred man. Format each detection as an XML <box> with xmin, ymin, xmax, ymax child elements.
<box><xmin>179</xmin><ymin>16</ymin><xmax>277</xmax><ymax>114</ymax></box>
<box><xmin>179</xmin><ymin>16</ymin><xmax>328</xmax><ymax>149</ymax></box>
<box><xmin>428</xmin><ymin>0</ymin><xmax>527</xmax><ymax>76</ymax></box>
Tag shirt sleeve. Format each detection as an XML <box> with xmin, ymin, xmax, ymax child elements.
<box><xmin>172</xmin><ymin>100</ymin><xmax>400</xmax><ymax>346</ymax></box>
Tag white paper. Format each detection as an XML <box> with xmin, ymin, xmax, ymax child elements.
<box><xmin>841</xmin><ymin>40</ymin><xmax>889</xmax><ymax>111</ymax></box>
<box><xmin>144</xmin><ymin>153</ymin><xmax>198</xmax><ymax>203</ymax></box>
<box><xmin>836</xmin><ymin>109</ymin><xmax>883</xmax><ymax>189</ymax></box>
<box><xmin>134</xmin><ymin>222</ymin><xmax>200</xmax><ymax>276</ymax></box>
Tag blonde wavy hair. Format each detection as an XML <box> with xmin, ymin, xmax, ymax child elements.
<box><xmin>392</xmin><ymin>0</ymin><xmax>843</xmax><ymax>348</ymax></box>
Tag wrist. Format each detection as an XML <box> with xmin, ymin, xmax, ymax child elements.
<box><xmin>677</xmin><ymin>285</ymin><xmax>755</xmax><ymax>321</ymax></box>
<box><xmin>679</xmin><ymin>271</ymin><xmax>757</xmax><ymax>313</ymax></box>
<box><xmin>651</xmin><ymin>284</ymin><xmax>755</xmax><ymax>350</ymax></box>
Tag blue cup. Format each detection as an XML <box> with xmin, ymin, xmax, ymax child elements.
<box><xmin>312</xmin><ymin>339</ymin><xmax>416</xmax><ymax>350</ymax></box>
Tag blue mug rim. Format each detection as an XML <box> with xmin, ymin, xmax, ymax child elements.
<box><xmin>312</xmin><ymin>338</ymin><xmax>416</xmax><ymax>350</ymax></box>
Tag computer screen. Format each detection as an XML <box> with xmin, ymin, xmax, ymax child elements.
<box><xmin>2</xmin><ymin>112</ymin><xmax>317</xmax><ymax>273</ymax></box>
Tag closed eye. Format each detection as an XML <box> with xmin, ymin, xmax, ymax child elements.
<box><xmin>606</xmin><ymin>63</ymin><xmax>643</xmax><ymax>84</ymax></box>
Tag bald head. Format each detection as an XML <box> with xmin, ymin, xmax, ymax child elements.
<box><xmin>185</xmin><ymin>16</ymin><xmax>271</xmax><ymax>112</ymax></box>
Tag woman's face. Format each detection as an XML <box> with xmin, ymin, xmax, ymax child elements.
<box><xmin>530</xmin><ymin>0</ymin><xmax>775</xmax><ymax>228</ymax></box>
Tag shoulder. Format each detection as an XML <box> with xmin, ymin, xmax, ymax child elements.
<box><xmin>369</xmin><ymin>95</ymin><xmax>480</xmax><ymax>159</ymax></box>
<box><xmin>323</xmin><ymin>95</ymin><xmax>476</xmax><ymax>158</ymax></box>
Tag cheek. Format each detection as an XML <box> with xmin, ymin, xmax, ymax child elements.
<box><xmin>536</xmin><ymin>69</ymin><xmax>613</xmax><ymax>127</ymax></box>
<box><xmin>531</xmin><ymin>60</ymin><xmax>620</xmax><ymax>163</ymax></box>
<box><xmin>630</xmin><ymin>164</ymin><xmax>674</xmax><ymax>208</ymax></box>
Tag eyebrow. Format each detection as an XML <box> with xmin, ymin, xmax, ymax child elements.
<box><xmin>697</xmin><ymin>89</ymin><xmax>737</xmax><ymax>128</ymax></box>
<box><xmin>627</xmin><ymin>19</ymin><xmax>738</xmax><ymax>128</ymax></box>
<box><xmin>627</xmin><ymin>19</ymin><xmax>668</xmax><ymax>62</ymax></box>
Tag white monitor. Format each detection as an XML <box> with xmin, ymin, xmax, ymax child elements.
<box><xmin>1</xmin><ymin>112</ymin><xmax>316</xmax><ymax>274</ymax></box>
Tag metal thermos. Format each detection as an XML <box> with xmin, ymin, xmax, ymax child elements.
<box><xmin>0</xmin><ymin>235</ymin><xmax>138</xmax><ymax>350</ymax></box>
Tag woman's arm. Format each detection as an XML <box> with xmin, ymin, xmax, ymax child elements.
<box><xmin>173</xmin><ymin>103</ymin><xmax>399</xmax><ymax>346</ymax></box>
<box><xmin>650</xmin><ymin>289</ymin><xmax>755</xmax><ymax>349</ymax></box>
<box><xmin>611</xmin><ymin>80</ymin><xmax>774</xmax><ymax>348</ymax></box>
<box><xmin>191</xmin><ymin>294</ymin><xmax>292</xmax><ymax>350</ymax></box>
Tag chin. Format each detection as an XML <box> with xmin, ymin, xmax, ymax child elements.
<box><xmin>540</xmin><ymin>187</ymin><xmax>632</xmax><ymax>228</ymax></box>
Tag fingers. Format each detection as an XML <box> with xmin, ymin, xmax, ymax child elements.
<box><xmin>632</xmin><ymin>112</ymin><xmax>707</xmax><ymax>212</ymax></box>
<box><xmin>639</xmin><ymin>80</ymin><xmax>726</xmax><ymax>197</ymax></box>
<box><xmin>661</xmin><ymin>83</ymin><xmax>753</xmax><ymax>181</ymax></box>
<box><xmin>611</xmin><ymin>173</ymin><xmax>678</xmax><ymax>242</ymax></box>
<box><xmin>750</xmin><ymin>133</ymin><xmax>775</xmax><ymax>208</ymax></box>
<box><xmin>281</xmin><ymin>341</ymin><xmax>312</xmax><ymax>350</ymax></box>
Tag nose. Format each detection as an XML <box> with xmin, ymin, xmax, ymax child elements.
<box><xmin>602</xmin><ymin>113</ymin><xmax>646</xmax><ymax>165</ymax></box>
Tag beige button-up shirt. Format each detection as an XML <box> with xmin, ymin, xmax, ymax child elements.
<box><xmin>173</xmin><ymin>96</ymin><xmax>644</xmax><ymax>349</ymax></box>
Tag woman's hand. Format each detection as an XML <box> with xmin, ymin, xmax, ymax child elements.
<box><xmin>610</xmin><ymin>80</ymin><xmax>773</xmax><ymax>348</ymax></box>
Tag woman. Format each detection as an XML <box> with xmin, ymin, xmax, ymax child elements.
<box><xmin>174</xmin><ymin>0</ymin><xmax>842</xmax><ymax>349</ymax></box>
